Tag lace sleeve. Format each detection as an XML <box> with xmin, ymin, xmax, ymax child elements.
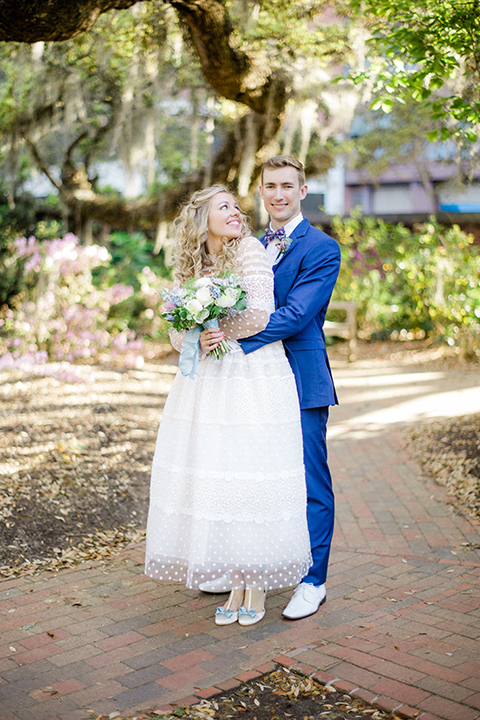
<box><xmin>218</xmin><ymin>236</ymin><xmax>274</xmax><ymax>341</ymax></box>
<box><xmin>169</xmin><ymin>326</ymin><xmax>187</xmax><ymax>353</ymax></box>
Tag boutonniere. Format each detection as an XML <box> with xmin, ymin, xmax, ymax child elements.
<box><xmin>277</xmin><ymin>236</ymin><xmax>292</xmax><ymax>256</ymax></box>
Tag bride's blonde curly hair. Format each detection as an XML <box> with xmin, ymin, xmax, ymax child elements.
<box><xmin>173</xmin><ymin>185</ymin><xmax>251</xmax><ymax>283</ymax></box>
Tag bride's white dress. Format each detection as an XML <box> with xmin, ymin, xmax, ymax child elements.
<box><xmin>145</xmin><ymin>236</ymin><xmax>312</xmax><ymax>590</ymax></box>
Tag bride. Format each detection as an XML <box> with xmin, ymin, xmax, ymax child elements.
<box><xmin>145</xmin><ymin>185</ymin><xmax>311</xmax><ymax>625</ymax></box>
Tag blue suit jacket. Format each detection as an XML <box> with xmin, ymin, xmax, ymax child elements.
<box><xmin>239</xmin><ymin>218</ymin><xmax>341</xmax><ymax>409</ymax></box>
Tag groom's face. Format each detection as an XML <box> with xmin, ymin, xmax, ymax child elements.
<box><xmin>260</xmin><ymin>166</ymin><xmax>308</xmax><ymax>230</ymax></box>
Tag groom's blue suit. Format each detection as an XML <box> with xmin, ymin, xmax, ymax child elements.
<box><xmin>239</xmin><ymin>217</ymin><xmax>341</xmax><ymax>586</ymax></box>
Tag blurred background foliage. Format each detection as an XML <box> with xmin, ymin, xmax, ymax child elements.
<box><xmin>331</xmin><ymin>214</ymin><xmax>480</xmax><ymax>357</ymax></box>
<box><xmin>0</xmin><ymin>0</ymin><xmax>479</xmax><ymax>372</ymax></box>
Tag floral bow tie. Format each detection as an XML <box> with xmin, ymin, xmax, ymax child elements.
<box><xmin>264</xmin><ymin>226</ymin><xmax>286</xmax><ymax>245</ymax></box>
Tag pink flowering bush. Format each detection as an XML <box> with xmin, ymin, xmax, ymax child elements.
<box><xmin>0</xmin><ymin>234</ymin><xmax>159</xmax><ymax>377</ymax></box>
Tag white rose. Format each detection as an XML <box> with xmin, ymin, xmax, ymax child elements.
<box><xmin>186</xmin><ymin>299</ymin><xmax>203</xmax><ymax>316</ymax></box>
<box><xmin>194</xmin><ymin>277</ymin><xmax>212</xmax><ymax>288</ymax></box>
<box><xmin>216</xmin><ymin>288</ymin><xmax>239</xmax><ymax>308</ymax></box>
<box><xmin>196</xmin><ymin>286</ymin><xmax>212</xmax><ymax>305</ymax></box>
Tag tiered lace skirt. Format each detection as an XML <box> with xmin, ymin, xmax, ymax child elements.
<box><xmin>145</xmin><ymin>342</ymin><xmax>312</xmax><ymax>590</ymax></box>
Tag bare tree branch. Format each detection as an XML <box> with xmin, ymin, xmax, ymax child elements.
<box><xmin>0</xmin><ymin>0</ymin><xmax>143</xmax><ymax>42</ymax></box>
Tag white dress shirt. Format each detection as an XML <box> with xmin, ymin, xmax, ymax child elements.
<box><xmin>265</xmin><ymin>213</ymin><xmax>304</xmax><ymax>268</ymax></box>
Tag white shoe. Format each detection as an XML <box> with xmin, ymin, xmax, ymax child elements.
<box><xmin>238</xmin><ymin>587</ymin><xmax>266</xmax><ymax>626</ymax></box>
<box><xmin>214</xmin><ymin>607</ymin><xmax>238</xmax><ymax>625</ymax></box>
<box><xmin>199</xmin><ymin>573</ymin><xmax>231</xmax><ymax>594</ymax></box>
<box><xmin>282</xmin><ymin>583</ymin><xmax>326</xmax><ymax>620</ymax></box>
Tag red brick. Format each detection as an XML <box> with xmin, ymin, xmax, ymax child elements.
<box><xmin>214</xmin><ymin>678</ymin><xmax>242</xmax><ymax>691</ymax></box>
<box><xmin>326</xmin><ymin>661</ymin><xmax>382</xmax><ymax>690</ymax></box>
<box><xmin>330</xmin><ymin>646</ymin><xmax>380</xmax><ymax>669</ymax></box>
<box><xmin>293</xmin><ymin>662</ymin><xmax>318</xmax><ymax>677</ymax></box>
<box><xmin>171</xmin><ymin>695</ymin><xmax>202</xmax><ymax>707</ymax></box>
<box><xmin>273</xmin><ymin>654</ymin><xmax>297</xmax><ymax>667</ymax></box>
<box><xmin>157</xmin><ymin>666</ymin><xmax>211</xmax><ymax>691</ymax></box>
<box><xmin>463</xmin><ymin>693</ymin><xmax>480</xmax><ymax>710</ymax></box>
<box><xmin>254</xmin><ymin>661</ymin><xmax>276</xmax><ymax>674</ymax></box>
<box><xmin>162</xmin><ymin>648</ymin><xmax>216</xmax><ymax>672</ymax></box>
<box><xmin>372</xmin><ymin>695</ymin><xmax>401</xmax><ymax>712</ymax></box>
<box><xmin>312</xmin><ymin>670</ymin><xmax>338</xmax><ymax>685</ymax></box>
<box><xmin>394</xmin><ymin>705</ymin><xmax>423</xmax><ymax>718</ymax></box>
<box><xmin>235</xmin><ymin>670</ymin><xmax>262</xmax><ymax>682</ymax></box>
<box><xmin>372</xmin><ymin>646</ymin><xmax>423</xmax><ymax>668</ymax></box>
<box><xmin>29</xmin><ymin>677</ymin><xmax>88</xmax><ymax>702</ymax></box>
<box><xmin>194</xmin><ymin>686</ymin><xmax>221</xmax><ymax>699</ymax></box>
<box><xmin>456</xmin><ymin>663</ymin><xmax>480</xmax><ymax>679</ymax></box>
<box><xmin>29</xmin><ymin>686</ymin><xmax>62</xmax><ymax>703</ymax></box>
<box><xmin>11</xmin><ymin>644</ymin><xmax>63</xmax><ymax>664</ymax></box>
<box><xmin>95</xmin><ymin>630</ymin><xmax>144</xmax><ymax>651</ymax></box>
<box><xmin>67</xmin><ymin>679</ymin><xmax>125</xmax><ymax>705</ymax></box>
<box><xmin>83</xmin><ymin>644</ymin><xmax>137</xmax><ymax>668</ymax></box>
<box><xmin>418</xmin><ymin>695</ymin><xmax>480</xmax><ymax>720</ymax></box>
<box><xmin>370</xmin><ymin>678</ymin><xmax>430</xmax><ymax>706</ymax></box>
<box><xmin>332</xmin><ymin>679</ymin><xmax>358</xmax><ymax>693</ymax></box>
<box><xmin>48</xmin><ymin>644</ymin><xmax>102</xmax><ymax>667</ymax></box>
<box><xmin>14</xmin><ymin>628</ymin><xmax>71</xmax><ymax>650</ymax></box>
<box><xmin>369</xmin><ymin>659</ymin><xmax>426</xmax><ymax>685</ymax></box>
<box><xmin>351</xmin><ymin>687</ymin><xmax>377</xmax><ymax>704</ymax></box>
<box><xmin>80</xmin><ymin>663</ymin><xmax>133</xmax><ymax>685</ymax></box>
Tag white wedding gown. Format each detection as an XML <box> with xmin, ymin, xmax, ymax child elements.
<box><xmin>145</xmin><ymin>236</ymin><xmax>312</xmax><ymax>590</ymax></box>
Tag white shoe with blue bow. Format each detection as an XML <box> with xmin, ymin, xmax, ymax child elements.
<box><xmin>238</xmin><ymin>587</ymin><xmax>265</xmax><ymax>626</ymax></box>
<box><xmin>214</xmin><ymin>606</ymin><xmax>238</xmax><ymax>625</ymax></box>
<box><xmin>214</xmin><ymin>587</ymin><xmax>244</xmax><ymax>625</ymax></box>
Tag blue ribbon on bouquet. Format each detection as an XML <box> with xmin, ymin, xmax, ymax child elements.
<box><xmin>179</xmin><ymin>318</ymin><xmax>220</xmax><ymax>379</ymax></box>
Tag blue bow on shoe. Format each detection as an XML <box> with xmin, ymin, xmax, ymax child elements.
<box><xmin>238</xmin><ymin>606</ymin><xmax>257</xmax><ymax>618</ymax></box>
<box><xmin>215</xmin><ymin>606</ymin><xmax>234</xmax><ymax>618</ymax></box>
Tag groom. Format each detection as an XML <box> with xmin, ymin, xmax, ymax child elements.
<box><xmin>200</xmin><ymin>155</ymin><xmax>340</xmax><ymax>620</ymax></box>
<box><xmin>242</xmin><ymin>155</ymin><xmax>340</xmax><ymax>619</ymax></box>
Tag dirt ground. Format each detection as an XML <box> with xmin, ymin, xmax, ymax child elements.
<box><xmin>154</xmin><ymin>666</ymin><xmax>393</xmax><ymax>720</ymax></box>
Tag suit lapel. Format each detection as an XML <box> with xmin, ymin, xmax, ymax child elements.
<box><xmin>272</xmin><ymin>218</ymin><xmax>309</xmax><ymax>271</ymax></box>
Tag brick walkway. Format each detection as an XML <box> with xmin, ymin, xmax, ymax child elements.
<box><xmin>1</xmin><ymin>358</ymin><xmax>480</xmax><ymax>720</ymax></box>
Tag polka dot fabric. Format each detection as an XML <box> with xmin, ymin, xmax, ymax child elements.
<box><xmin>145</xmin><ymin>237</ymin><xmax>312</xmax><ymax>590</ymax></box>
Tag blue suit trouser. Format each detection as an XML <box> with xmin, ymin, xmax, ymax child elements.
<box><xmin>300</xmin><ymin>406</ymin><xmax>334</xmax><ymax>586</ymax></box>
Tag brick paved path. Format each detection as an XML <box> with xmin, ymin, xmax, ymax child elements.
<box><xmin>1</xmin><ymin>359</ymin><xmax>480</xmax><ymax>720</ymax></box>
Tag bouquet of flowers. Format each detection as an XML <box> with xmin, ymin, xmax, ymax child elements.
<box><xmin>161</xmin><ymin>272</ymin><xmax>246</xmax><ymax>368</ymax></box>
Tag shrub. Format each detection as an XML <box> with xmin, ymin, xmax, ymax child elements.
<box><xmin>0</xmin><ymin>233</ymin><xmax>168</xmax><ymax>377</ymax></box>
<box><xmin>330</xmin><ymin>213</ymin><xmax>480</xmax><ymax>357</ymax></box>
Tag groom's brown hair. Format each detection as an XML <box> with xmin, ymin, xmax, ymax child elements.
<box><xmin>261</xmin><ymin>155</ymin><xmax>306</xmax><ymax>187</ymax></box>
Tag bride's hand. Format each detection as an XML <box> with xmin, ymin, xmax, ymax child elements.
<box><xmin>200</xmin><ymin>328</ymin><xmax>225</xmax><ymax>354</ymax></box>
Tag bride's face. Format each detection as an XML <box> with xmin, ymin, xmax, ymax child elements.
<box><xmin>207</xmin><ymin>193</ymin><xmax>242</xmax><ymax>244</ymax></box>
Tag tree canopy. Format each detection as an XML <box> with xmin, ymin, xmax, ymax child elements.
<box><xmin>348</xmin><ymin>0</ymin><xmax>480</xmax><ymax>142</ymax></box>
<box><xmin>0</xmin><ymin>0</ymin><xmax>358</xmax><ymax>235</ymax></box>
<box><xmin>0</xmin><ymin>0</ymin><xmax>478</xmax><ymax>239</ymax></box>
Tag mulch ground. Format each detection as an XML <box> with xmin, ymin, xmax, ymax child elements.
<box><xmin>89</xmin><ymin>666</ymin><xmax>393</xmax><ymax>720</ymax></box>
<box><xmin>405</xmin><ymin>412</ymin><xmax>480</xmax><ymax>524</ymax></box>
